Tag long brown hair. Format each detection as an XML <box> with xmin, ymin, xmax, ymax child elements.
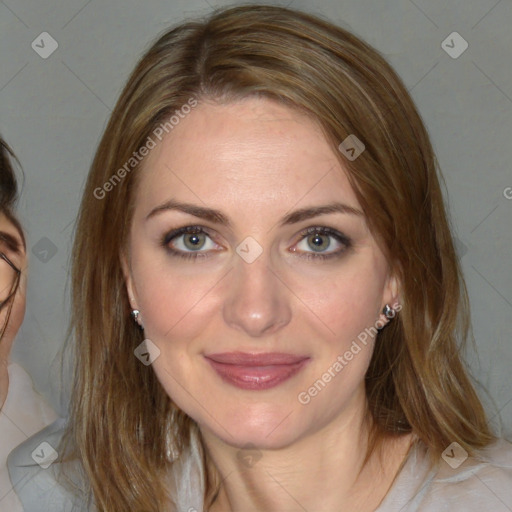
<box><xmin>63</xmin><ymin>5</ymin><xmax>495</xmax><ymax>510</ymax></box>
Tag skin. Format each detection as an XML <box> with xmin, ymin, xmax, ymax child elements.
<box><xmin>123</xmin><ymin>97</ymin><xmax>413</xmax><ymax>511</ymax></box>
<box><xmin>0</xmin><ymin>212</ymin><xmax>27</xmax><ymax>409</ymax></box>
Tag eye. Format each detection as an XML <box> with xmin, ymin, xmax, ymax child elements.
<box><xmin>292</xmin><ymin>227</ymin><xmax>351</xmax><ymax>260</ymax></box>
<box><xmin>0</xmin><ymin>232</ymin><xmax>22</xmax><ymax>255</ymax></box>
<box><xmin>174</xmin><ymin>232</ymin><xmax>212</xmax><ymax>252</ymax></box>
<box><xmin>162</xmin><ymin>226</ymin><xmax>221</xmax><ymax>259</ymax></box>
<box><xmin>301</xmin><ymin>233</ymin><xmax>332</xmax><ymax>252</ymax></box>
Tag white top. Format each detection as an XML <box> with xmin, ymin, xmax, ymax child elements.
<box><xmin>8</xmin><ymin>422</ymin><xmax>512</xmax><ymax>511</ymax></box>
<box><xmin>376</xmin><ymin>436</ymin><xmax>512</xmax><ymax>511</ymax></box>
<box><xmin>0</xmin><ymin>363</ymin><xmax>57</xmax><ymax>511</ymax></box>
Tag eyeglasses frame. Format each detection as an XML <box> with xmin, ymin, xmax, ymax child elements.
<box><xmin>0</xmin><ymin>251</ymin><xmax>21</xmax><ymax>313</ymax></box>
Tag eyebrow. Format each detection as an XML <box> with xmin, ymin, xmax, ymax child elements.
<box><xmin>146</xmin><ymin>199</ymin><xmax>363</xmax><ymax>226</ymax></box>
<box><xmin>0</xmin><ymin>231</ymin><xmax>22</xmax><ymax>253</ymax></box>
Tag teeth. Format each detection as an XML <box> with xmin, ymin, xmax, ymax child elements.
<box><xmin>240</xmin><ymin>373</ymin><xmax>276</xmax><ymax>383</ymax></box>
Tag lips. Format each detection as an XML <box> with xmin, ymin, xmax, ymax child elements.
<box><xmin>204</xmin><ymin>352</ymin><xmax>310</xmax><ymax>390</ymax></box>
<box><xmin>205</xmin><ymin>352</ymin><xmax>309</xmax><ymax>366</ymax></box>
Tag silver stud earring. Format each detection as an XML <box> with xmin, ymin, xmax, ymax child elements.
<box><xmin>131</xmin><ymin>309</ymin><xmax>144</xmax><ymax>330</ymax></box>
<box><xmin>382</xmin><ymin>304</ymin><xmax>396</xmax><ymax>319</ymax></box>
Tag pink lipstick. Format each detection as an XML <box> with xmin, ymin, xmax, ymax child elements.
<box><xmin>204</xmin><ymin>352</ymin><xmax>310</xmax><ymax>390</ymax></box>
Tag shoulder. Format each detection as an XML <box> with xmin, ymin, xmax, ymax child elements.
<box><xmin>5</xmin><ymin>362</ymin><xmax>57</xmax><ymax>431</ymax></box>
<box><xmin>380</xmin><ymin>438</ymin><xmax>512</xmax><ymax>512</ymax></box>
<box><xmin>7</xmin><ymin>417</ymin><xmax>93</xmax><ymax>512</ymax></box>
<box><xmin>8</xmin><ymin>418</ymin><xmax>206</xmax><ymax>512</ymax></box>
<box><xmin>425</xmin><ymin>438</ymin><xmax>512</xmax><ymax>510</ymax></box>
<box><xmin>1</xmin><ymin>363</ymin><xmax>58</xmax><ymax>511</ymax></box>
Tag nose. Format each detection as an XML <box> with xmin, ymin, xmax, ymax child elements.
<box><xmin>222</xmin><ymin>254</ymin><xmax>292</xmax><ymax>338</ymax></box>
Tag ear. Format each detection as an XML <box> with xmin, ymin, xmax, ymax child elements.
<box><xmin>383</xmin><ymin>271</ymin><xmax>401</xmax><ymax>309</ymax></box>
<box><xmin>120</xmin><ymin>250</ymin><xmax>138</xmax><ymax>311</ymax></box>
<box><xmin>379</xmin><ymin>270</ymin><xmax>402</xmax><ymax>324</ymax></box>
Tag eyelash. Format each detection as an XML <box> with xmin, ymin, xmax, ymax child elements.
<box><xmin>161</xmin><ymin>226</ymin><xmax>216</xmax><ymax>261</ymax></box>
<box><xmin>293</xmin><ymin>226</ymin><xmax>352</xmax><ymax>261</ymax></box>
<box><xmin>0</xmin><ymin>234</ymin><xmax>21</xmax><ymax>254</ymax></box>
<box><xmin>160</xmin><ymin>225</ymin><xmax>352</xmax><ymax>261</ymax></box>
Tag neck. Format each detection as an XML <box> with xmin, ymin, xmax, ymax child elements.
<box><xmin>202</xmin><ymin>389</ymin><xmax>413</xmax><ymax>512</ymax></box>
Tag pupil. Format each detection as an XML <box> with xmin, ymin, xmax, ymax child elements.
<box><xmin>184</xmin><ymin>233</ymin><xmax>205</xmax><ymax>250</ymax></box>
<box><xmin>308</xmin><ymin>234</ymin><xmax>329</xmax><ymax>252</ymax></box>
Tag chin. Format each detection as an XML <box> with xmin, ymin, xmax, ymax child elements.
<box><xmin>198</xmin><ymin>402</ymin><xmax>308</xmax><ymax>450</ymax></box>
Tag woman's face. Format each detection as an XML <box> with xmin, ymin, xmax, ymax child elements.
<box><xmin>123</xmin><ymin>97</ymin><xmax>399</xmax><ymax>449</ymax></box>
<box><xmin>0</xmin><ymin>212</ymin><xmax>27</xmax><ymax>362</ymax></box>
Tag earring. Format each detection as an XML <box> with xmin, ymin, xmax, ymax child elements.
<box><xmin>131</xmin><ymin>309</ymin><xmax>144</xmax><ymax>330</ymax></box>
<box><xmin>382</xmin><ymin>304</ymin><xmax>396</xmax><ymax>319</ymax></box>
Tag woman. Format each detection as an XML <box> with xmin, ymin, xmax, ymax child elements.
<box><xmin>9</xmin><ymin>5</ymin><xmax>512</xmax><ymax>511</ymax></box>
<box><xmin>0</xmin><ymin>137</ymin><xmax>57</xmax><ymax>511</ymax></box>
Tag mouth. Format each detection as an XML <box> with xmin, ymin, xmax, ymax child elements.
<box><xmin>204</xmin><ymin>352</ymin><xmax>310</xmax><ymax>390</ymax></box>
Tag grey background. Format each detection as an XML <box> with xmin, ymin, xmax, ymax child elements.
<box><xmin>1</xmin><ymin>0</ymin><xmax>511</xmax><ymax>437</ymax></box>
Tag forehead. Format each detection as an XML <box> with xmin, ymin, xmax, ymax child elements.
<box><xmin>135</xmin><ymin>97</ymin><xmax>360</xmax><ymax>215</ymax></box>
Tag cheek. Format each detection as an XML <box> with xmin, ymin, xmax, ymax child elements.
<box><xmin>286</xmin><ymin>258</ymin><xmax>387</xmax><ymax>346</ymax></box>
<box><xmin>131</xmin><ymin>257</ymin><xmax>221</xmax><ymax>345</ymax></box>
<box><xmin>0</xmin><ymin>278</ymin><xmax>26</xmax><ymax>354</ymax></box>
